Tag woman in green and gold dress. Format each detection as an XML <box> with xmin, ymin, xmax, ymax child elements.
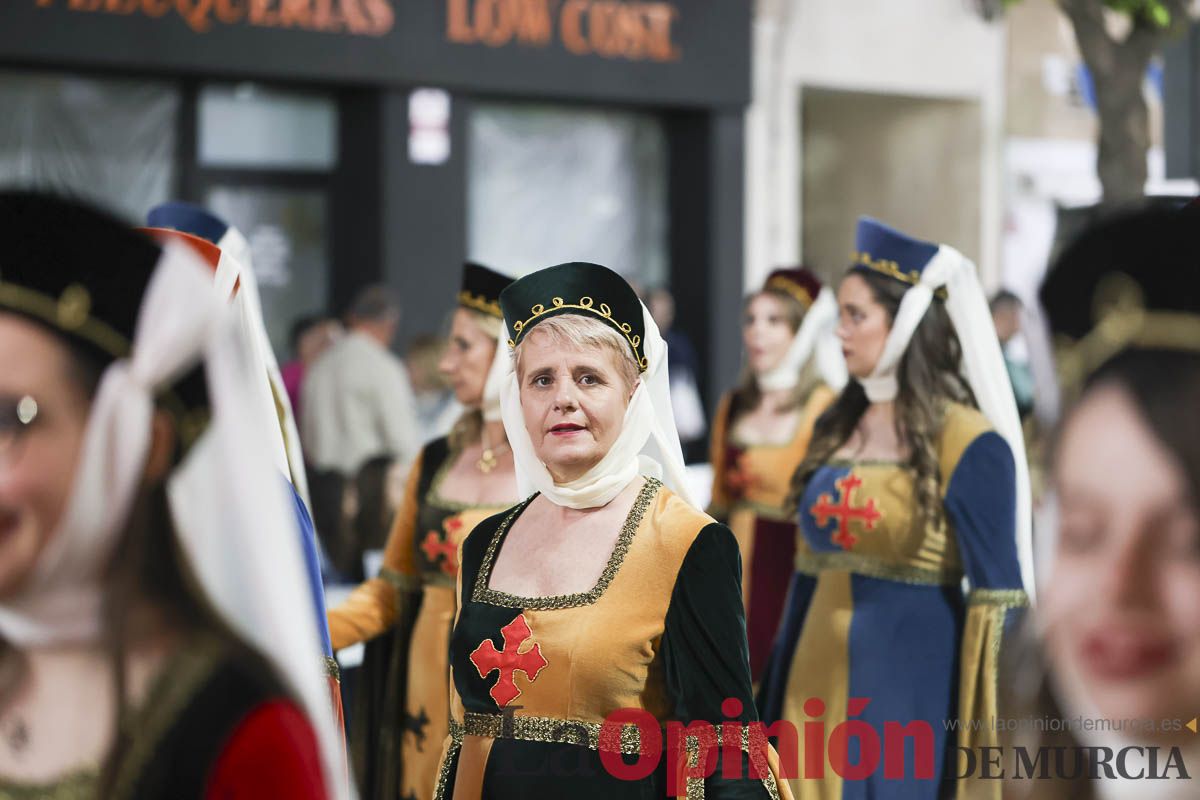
<box><xmin>436</xmin><ymin>262</ymin><xmax>794</xmax><ymax>799</ymax></box>
<box><xmin>327</xmin><ymin>263</ymin><xmax>520</xmax><ymax>800</ymax></box>
<box><xmin>708</xmin><ymin>267</ymin><xmax>841</xmax><ymax>680</ymax></box>
<box><xmin>758</xmin><ymin>218</ymin><xmax>1032</xmax><ymax>800</ymax></box>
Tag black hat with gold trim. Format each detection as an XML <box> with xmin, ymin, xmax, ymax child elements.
<box><xmin>0</xmin><ymin>190</ymin><xmax>161</xmax><ymax>365</ymax></box>
<box><xmin>1040</xmin><ymin>206</ymin><xmax>1200</xmax><ymax>391</ymax></box>
<box><xmin>0</xmin><ymin>191</ymin><xmax>210</xmax><ymax>433</ymax></box>
<box><xmin>460</xmin><ymin>262</ymin><xmax>512</xmax><ymax>319</ymax></box>
<box><xmin>499</xmin><ymin>262</ymin><xmax>647</xmax><ymax>371</ymax></box>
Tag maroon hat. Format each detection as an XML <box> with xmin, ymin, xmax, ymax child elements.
<box><xmin>764</xmin><ymin>267</ymin><xmax>822</xmax><ymax>310</ymax></box>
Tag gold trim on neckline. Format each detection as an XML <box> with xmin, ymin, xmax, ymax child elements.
<box><xmin>471</xmin><ymin>478</ymin><xmax>661</xmax><ymax>610</ymax></box>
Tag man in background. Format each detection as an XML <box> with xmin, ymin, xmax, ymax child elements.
<box><xmin>302</xmin><ymin>285</ymin><xmax>419</xmax><ymax>477</ymax></box>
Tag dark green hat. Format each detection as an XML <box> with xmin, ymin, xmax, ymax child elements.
<box><xmin>499</xmin><ymin>262</ymin><xmax>647</xmax><ymax>371</ymax></box>
<box><xmin>459</xmin><ymin>262</ymin><xmax>513</xmax><ymax>319</ymax></box>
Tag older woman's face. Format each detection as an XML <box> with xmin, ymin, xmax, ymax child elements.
<box><xmin>0</xmin><ymin>315</ymin><xmax>93</xmax><ymax>599</ymax></box>
<box><xmin>742</xmin><ymin>292</ymin><xmax>797</xmax><ymax>375</ymax></box>
<box><xmin>439</xmin><ymin>309</ymin><xmax>497</xmax><ymax>408</ymax></box>
<box><xmin>835</xmin><ymin>273</ymin><xmax>891</xmax><ymax>379</ymax></box>
<box><xmin>1043</xmin><ymin>383</ymin><xmax>1200</xmax><ymax>737</ymax></box>
<box><xmin>517</xmin><ymin>328</ymin><xmax>634</xmax><ymax>484</ymax></box>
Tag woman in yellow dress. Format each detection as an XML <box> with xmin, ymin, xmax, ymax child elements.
<box><xmin>435</xmin><ymin>262</ymin><xmax>794</xmax><ymax>799</ymax></box>
<box><xmin>708</xmin><ymin>267</ymin><xmax>841</xmax><ymax>680</ymax></box>
<box><xmin>758</xmin><ymin>218</ymin><xmax>1032</xmax><ymax>800</ymax></box>
<box><xmin>326</xmin><ymin>263</ymin><xmax>519</xmax><ymax>800</ymax></box>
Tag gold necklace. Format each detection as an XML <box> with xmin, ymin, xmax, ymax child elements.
<box><xmin>477</xmin><ymin>433</ymin><xmax>510</xmax><ymax>474</ymax></box>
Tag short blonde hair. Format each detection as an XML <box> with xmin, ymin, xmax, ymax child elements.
<box><xmin>513</xmin><ymin>314</ymin><xmax>639</xmax><ymax>391</ymax></box>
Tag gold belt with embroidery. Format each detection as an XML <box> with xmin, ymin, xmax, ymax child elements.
<box><xmin>450</xmin><ymin>712</ymin><xmax>644</xmax><ymax>754</ymax></box>
<box><xmin>795</xmin><ymin>549</ymin><xmax>962</xmax><ymax>586</ymax></box>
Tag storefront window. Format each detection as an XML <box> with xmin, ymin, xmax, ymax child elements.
<box><xmin>198</xmin><ymin>84</ymin><xmax>337</xmax><ymax>171</ymax></box>
<box><xmin>0</xmin><ymin>70</ymin><xmax>178</xmax><ymax>221</ymax></box>
<box><xmin>468</xmin><ymin>103</ymin><xmax>668</xmax><ymax>289</ymax></box>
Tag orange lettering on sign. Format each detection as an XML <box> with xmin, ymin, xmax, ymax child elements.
<box><xmin>515</xmin><ymin>0</ymin><xmax>551</xmax><ymax>45</ymax></box>
<box><xmin>560</xmin><ymin>0</ymin><xmax>588</xmax><ymax>55</ymax></box>
<box><xmin>105</xmin><ymin>0</ymin><xmax>138</xmax><ymax>13</ymax></box>
<box><xmin>141</xmin><ymin>0</ymin><xmax>172</xmax><ymax>16</ymax></box>
<box><xmin>248</xmin><ymin>0</ymin><xmax>278</xmax><ymax>25</ymax></box>
<box><xmin>175</xmin><ymin>0</ymin><xmax>215</xmax><ymax>32</ymax></box>
<box><xmin>644</xmin><ymin>3</ymin><xmax>679</xmax><ymax>61</ymax></box>
<box><xmin>214</xmin><ymin>0</ymin><xmax>245</xmax><ymax>24</ymax></box>
<box><xmin>68</xmin><ymin>0</ymin><xmax>103</xmax><ymax>10</ymax></box>
<box><xmin>447</xmin><ymin>0</ymin><xmax>475</xmax><ymax>43</ymax></box>
<box><xmin>276</xmin><ymin>0</ymin><xmax>309</xmax><ymax>26</ymax></box>
<box><xmin>361</xmin><ymin>0</ymin><xmax>392</xmax><ymax>35</ymax></box>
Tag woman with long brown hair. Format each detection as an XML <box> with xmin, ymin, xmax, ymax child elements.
<box><xmin>0</xmin><ymin>191</ymin><xmax>343</xmax><ymax>798</ymax></box>
<box><xmin>1002</xmin><ymin>207</ymin><xmax>1200</xmax><ymax>800</ymax></box>
<box><xmin>326</xmin><ymin>263</ymin><xmax>521</xmax><ymax>800</ymax></box>
<box><xmin>708</xmin><ymin>267</ymin><xmax>841</xmax><ymax>680</ymax></box>
<box><xmin>757</xmin><ymin>218</ymin><xmax>1031</xmax><ymax>799</ymax></box>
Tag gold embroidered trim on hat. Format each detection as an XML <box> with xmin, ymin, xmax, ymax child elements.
<box><xmin>794</xmin><ymin>549</ymin><xmax>962</xmax><ymax>586</ymax></box>
<box><xmin>852</xmin><ymin>251</ymin><xmax>921</xmax><ymax>285</ymax></box>
<box><xmin>0</xmin><ymin>280</ymin><xmax>130</xmax><ymax>358</ymax></box>
<box><xmin>507</xmin><ymin>296</ymin><xmax>648</xmax><ymax>371</ymax></box>
<box><xmin>765</xmin><ymin>276</ymin><xmax>814</xmax><ymax>309</ymax></box>
<box><xmin>459</xmin><ymin>290</ymin><xmax>503</xmax><ymax>319</ymax></box>
<box><xmin>1054</xmin><ymin>271</ymin><xmax>1200</xmax><ymax>393</ymax></box>
<box><xmin>472</xmin><ymin>478</ymin><xmax>661</xmax><ymax>610</ymax></box>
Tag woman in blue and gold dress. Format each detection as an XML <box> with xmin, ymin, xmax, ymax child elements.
<box><xmin>758</xmin><ymin>218</ymin><xmax>1032</xmax><ymax>799</ymax></box>
<box><xmin>327</xmin><ymin>263</ymin><xmax>519</xmax><ymax>800</ymax></box>
<box><xmin>436</xmin><ymin>263</ymin><xmax>794</xmax><ymax>799</ymax></box>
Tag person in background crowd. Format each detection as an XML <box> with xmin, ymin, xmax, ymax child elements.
<box><xmin>707</xmin><ymin>267</ymin><xmax>841</xmax><ymax>681</ymax></box>
<box><xmin>991</xmin><ymin>290</ymin><xmax>1036</xmax><ymax>420</ymax></box>
<box><xmin>328</xmin><ymin>263</ymin><xmax>519</xmax><ymax>800</ymax></box>
<box><xmin>1003</xmin><ymin>207</ymin><xmax>1200</xmax><ymax>800</ymax></box>
<box><xmin>302</xmin><ymin>285</ymin><xmax>419</xmax><ymax>478</ymax></box>
<box><xmin>758</xmin><ymin>219</ymin><xmax>1030</xmax><ymax>800</ymax></box>
<box><xmin>0</xmin><ymin>190</ymin><xmax>343</xmax><ymax>799</ymax></box>
<box><xmin>283</xmin><ymin>315</ymin><xmax>343</xmax><ymax>428</ymax></box>
<box><xmin>647</xmin><ymin>286</ymin><xmax>707</xmax><ymax>454</ymax></box>
<box><xmin>406</xmin><ymin>333</ymin><xmax>463</xmax><ymax>442</ymax></box>
<box><xmin>435</xmin><ymin>262</ymin><xmax>793</xmax><ymax>799</ymax></box>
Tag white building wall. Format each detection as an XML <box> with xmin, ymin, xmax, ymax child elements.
<box><xmin>746</xmin><ymin>0</ymin><xmax>1008</xmax><ymax>291</ymax></box>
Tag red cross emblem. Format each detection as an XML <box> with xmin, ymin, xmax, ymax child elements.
<box><xmin>469</xmin><ymin>613</ymin><xmax>549</xmax><ymax>708</ymax></box>
<box><xmin>421</xmin><ymin>531</ymin><xmax>458</xmax><ymax>576</ymax></box>
<box><xmin>810</xmin><ymin>474</ymin><xmax>882</xmax><ymax>550</ymax></box>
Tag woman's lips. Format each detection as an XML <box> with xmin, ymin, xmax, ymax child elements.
<box><xmin>550</xmin><ymin>424</ymin><xmax>585</xmax><ymax>437</ymax></box>
<box><xmin>1080</xmin><ymin>630</ymin><xmax>1177</xmax><ymax>681</ymax></box>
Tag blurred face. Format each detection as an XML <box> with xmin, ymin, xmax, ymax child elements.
<box><xmin>0</xmin><ymin>314</ymin><xmax>93</xmax><ymax>599</ymax></box>
<box><xmin>517</xmin><ymin>329</ymin><xmax>635</xmax><ymax>484</ymax></box>
<box><xmin>299</xmin><ymin>320</ymin><xmax>341</xmax><ymax>364</ymax></box>
<box><xmin>439</xmin><ymin>309</ymin><xmax>497</xmax><ymax>407</ymax></box>
<box><xmin>992</xmin><ymin>304</ymin><xmax>1020</xmax><ymax>344</ymax></box>
<box><xmin>835</xmin><ymin>273</ymin><xmax>892</xmax><ymax>379</ymax></box>
<box><xmin>1043</xmin><ymin>384</ymin><xmax>1200</xmax><ymax>735</ymax></box>
<box><xmin>743</xmin><ymin>293</ymin><xmax>797</xmax><ymax>375</ymax></box>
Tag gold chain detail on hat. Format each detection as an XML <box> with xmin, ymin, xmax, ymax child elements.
<box><xmin>1055</xmin><ymin>271</ymin><xmax>1200</xmax><ymax>393</ymax></box>
<box><xmin>458</xmin><ymin>290</ymin><xmax>503</xmax><ymax>319</ymax></box>
<box><xmin>852</xmin><ymin>250</ymin><xmax>922</xmax><ymax>285</ymax></box>
<box><xmin>0</xmin><ymin>280</ymin><xmax>129</xmax><ymax>357</ymax></box>
<box><xmin>765</xmin><ymin>276</ymin><xmax>814</xmax><ymax>309</ymax></box>
<box><xmin>506</xmin><ymin>296</ymin><xmax>648</xmax><ymax>371</ymax></box>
